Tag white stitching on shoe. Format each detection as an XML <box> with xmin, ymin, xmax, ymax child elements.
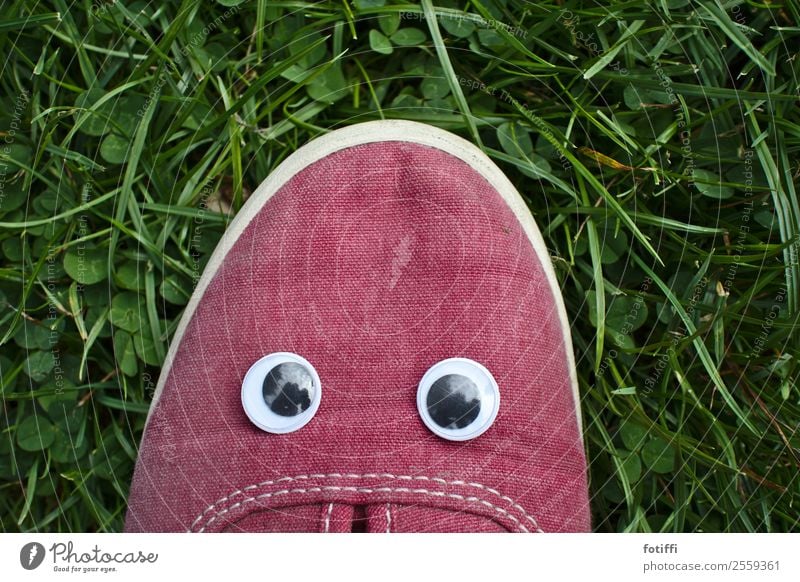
<box><xmin>189</xmin><ymin>473</ymin><xmax>543</xmax><ymax>533</ymax></box>
<box><xmin>385</xmin><ymin>503</ymin><xmax>391</xmax><ymax>533</ymax></box>
<box><xmin>196</xmin><ymin>487</ymin><xmax>530</xmax><ymax>533</ymax></box>
<box><xmin>189</xmin><ymin>472</ymin><xmax>542</xmax><ymax>532</ymax></box>
<box><xmin>323</xmin><ymin>502</ymin><xmax>334</xmax><ymax>533</ymax></box>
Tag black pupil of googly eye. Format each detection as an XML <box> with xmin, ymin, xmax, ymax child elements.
<box><xmin>262</xmin><ymin>362</ymin><xmax>315</xmax><ymax>417</ymax></box>
<box><xmin>426</xmin><ymin>374</ymin><xmax>481</xmax><ymax>429</ymax></box>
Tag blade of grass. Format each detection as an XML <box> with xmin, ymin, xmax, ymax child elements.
<box><xmin>633</xmin><ymin>254</ymin><xmax>759</xmax><ymax>435</ymax></box>
<box><xmin>583</xmin><ymin>20</ymin><xmax>645</xmax><ymax>80</ymax></box>
<box><xmin>421</xmin><ymin>0</ymin><xmax>481</xmax><ymax>146</ymax></box>
<box><xmin>0</xmin><ymin>12</ymin><xmax>61</xmax><ymax>32</ymax></box>
<box><xmin>577</xmin><ymin>174</ymin><xmax>606</xmax><ymax>373</ymax></box>
<box><xmin>696</xmin><ymin>2</ymin><xmax>776</xmax><ymax>77</ymax></box>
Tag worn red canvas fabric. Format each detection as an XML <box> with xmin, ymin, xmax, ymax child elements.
<box><xmin>125</xmin><ymin>123</ymin><xmax>590</xmax><ymax>533</ymax></box>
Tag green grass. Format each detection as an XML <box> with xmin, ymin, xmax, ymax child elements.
<box><xmin>1</xmin><ymin>0</ymin><xmax>799</xmax><ymax>532</ymax></box>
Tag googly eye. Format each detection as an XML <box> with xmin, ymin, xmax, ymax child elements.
<box><xmin>416</xmin><ymin>358</ymin><xmax>500</xmax><ymax>441</ymax></box>
<box><xmin>241</xmin><ymin>352</ymin><xmax>321</xmax><ymax>433</ymax></box>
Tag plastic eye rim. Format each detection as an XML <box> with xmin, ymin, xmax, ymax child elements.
<box><xmin>416</xmin><ymin>357</ymin><xmax>500</xmax><ymax>441</ymax></box>
<box><xmin>241</xmin><ymin>352</ymin><xmax>322</xmax><ymax>434</ymax></box>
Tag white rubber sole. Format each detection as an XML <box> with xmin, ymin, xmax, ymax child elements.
<box><xmin>146</xmin><ymin>120</ymin><xmax>582</xmax><ymax>433</ymax></box>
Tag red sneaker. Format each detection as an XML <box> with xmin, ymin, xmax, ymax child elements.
<box><xmin>125</xmin><ymin>121</ymin><xmax>590</xmax><ymax>532</ymax></box>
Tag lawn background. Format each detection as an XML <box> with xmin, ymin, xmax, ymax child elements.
<box><xmin>0</xmin><ymin>0</ymin><xmax>798</xmax><ymax>532</ymax></box>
